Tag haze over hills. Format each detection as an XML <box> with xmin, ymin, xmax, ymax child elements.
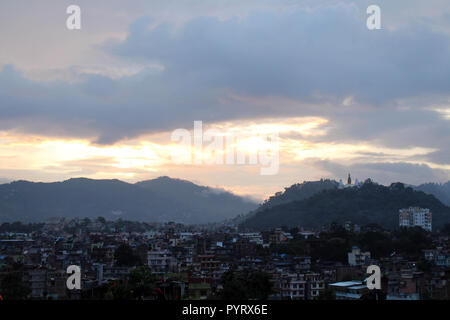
<box><xmin>240</xmin><ymin>181</ymin><xmax>450</xmax><ymax>231</ymax></box>
<box><xmin>414</xmin><ymin>182</ymin><xmax>450</xmax><ymax>206</ymax></box>
<box><xmin>0</xmin><ymin>174</ymin><xmax>449</xmax><ymax>228</ymax></box>
<box><xmin>0</xmin><ymin>176</ymin><xmax>258</xmax><ymax>224</ymax></box>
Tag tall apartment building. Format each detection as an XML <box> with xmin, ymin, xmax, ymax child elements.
<box><xmin>399</xmin><ymin>207</ymin><xmax>432</xmax><ymax>232</ymax></box>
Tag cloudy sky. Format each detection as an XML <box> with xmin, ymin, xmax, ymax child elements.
<box><xmin>0</xmin><ymin>0</ymin><xmax>449</xmax><ymax>200</ymax></box>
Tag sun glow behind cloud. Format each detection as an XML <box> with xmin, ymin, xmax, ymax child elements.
<box><xmin>0</xmin><ymin>114</ymin><xmax>447</xmax><ymax>199</ymax></box>
<box><xmin>0</xmin><ymin>117</ymin><xmax>324</xmax><ymax>179</ymax></box>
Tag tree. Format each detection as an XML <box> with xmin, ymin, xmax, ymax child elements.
<box><xmin>416</xmin><ymin>259</ymin><xmax>433</xmax><ymax>272</ymax></box>
<box><xmin>442</xmin><ymin>223</ymin><xmax>450</xmax><ymax>236</ymax></box>
<box><xmin>96</xmin><ymin>216</ymin><xmax>106</xmax><ymax>224</ymax></box>
<box><xmin>393</xmin><ymin>227</ymin><xmax>432</xmax><ymax>258</ymax></box>
<box><xmin>0</xmin><ymin>272</ymin><xmax>31</xmax><ymax>300</ymax></box>
<box><xmin>357</xmin><ymin>231</ymin><xmax>393</xmax><ymax>258</ymax></box>
<box><xmin>317</xmin><ymin>288</ymin><xmax>336</xmax><ymax>300</ymax></box>
<box><xmin>246</xmin><ymin>271</ymin><xmax>273</xmax><ymax>299</ymax></box>
<box><xmin>101</xmin><ymin>267</ymin><xmax>157</xmax><ymax>300</ymax></box>
<box><xmin>127</xmin><ymin>266</ymin><xmax>157</xmax><ymax>299</ymax></box>
<box><xmin>108</xmin><ymin>283</ymin><xmax>133</xmax><ymax>300</ymax></box>
<box><xmin>219</xmin><ymin>269</ymin><xmax>248</xmax><ymax>300</ymax></box>
<box><xmin>218</xmin><ymin>269</ymin><xmax>273</xmax><ymax>300</ymax></box>
<box><xmin>114</xmin><ymin>244</ymin><xmax>142</xmax><ymax>267</ymax></box>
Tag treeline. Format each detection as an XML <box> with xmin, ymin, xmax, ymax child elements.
<box><xmin>263</xmin><ymin>225</ymin><xmax>437</xmax><ymax>263</ymax></box>
<box><xmin>0</xmin><ymin>222</ymin><xmax>44</xmax><ymax>233</ymax></box>
<box><xmin>0</xmin><ymin>217</ymin><xmax>157</xmax><ymax>234</ymax></box>
<box><xmin>214</xmin><ymin>269</ymin><xmax>273</xmax><ymax>300</ymax></box>
<box><xmin>257</xmin><ymin>179</ymin><xmax>338</xmax><ymax>211</ymax></box>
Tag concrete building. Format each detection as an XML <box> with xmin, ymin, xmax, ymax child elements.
<box><xmin>29</xmin><ymin>268</ymin><xmax>47</xmax><ymax>299</ymax></box>
<box><xmin>348</xmin><ymin>246</ymin><xmax>371</xmax><ymax>266</ymax></box>
<box><xmin>399</xmin><ymin>207</ymin><xmax>432</xmax><ymax>232</ymax></box>
<box><xmin>279</xmin><ymin>273</ymin><xmax>307</xmax><ymax>300</ymax></box>
<box><xmin>147</xmin><ymin>250</ymin><xmax>178</xmax><ymax>274</ymax></box>
<box><xmin>329</xmin><ymin>281</ymin><xmax>369</xmax><ymax>299</ymax></box>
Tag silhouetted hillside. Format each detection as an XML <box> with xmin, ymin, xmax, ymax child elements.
<box><xmin>257</xmin><ymin>179</ymin><xmax>338</xmax><ymax>211</ymax></box>
<box><xmin>414</xmin><ymin>181</ymin><xmax>450</xmax><ymax>206</ymax></box>
<box><xmin>0</xmin><ymin>177</ymin><xmax>257</xmax><ymax>223</ymax></box>
<box><xmin>136</xmin><ymin>176</ymin><xmax>257</xmax><ymax>222</ymax></box>
<box><xmin>240</xmin><ymin>181</ymin><xmax>450</xmax><ymax>231</ymax></box>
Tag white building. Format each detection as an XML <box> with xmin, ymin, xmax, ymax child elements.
<box><xmin>338</xmin><ymin>174</ymin><xmax>362</xmax><ymax>189</ymax></box>
<box><xmin>239</xmin><ymin>232</ymin><xmax>264</xmax><ymax>245</ymax></box>
<box><xmin>399</xmin><ymin>207</ymin><xmax>432</xmax><ymax>232</ymax></box>
<box><xmin>348</xmin><ymin>246</ymin><xmax>371</xmax><ymax>266</ymax></box>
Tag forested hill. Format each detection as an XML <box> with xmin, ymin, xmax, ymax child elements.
<box><xmin>257</xmin><ymin>179</ymin><xmax>338</xmax><ymax>211</ymax></box>
<box><xmin>0</xmin><ymin>177</ymin><xmax>257</xmax><ymax>223</ymax></box>
<box><xmin>240</xmin><ymin>182</ymin><xmax>450</xmax><ymax>231</ymax></box>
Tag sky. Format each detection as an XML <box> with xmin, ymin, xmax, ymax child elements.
<box><xmin>0</xmin><ymin>0</ymin><xmax>449</xmax><ymax>200</ymax></box>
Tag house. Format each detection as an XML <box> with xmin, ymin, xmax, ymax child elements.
<box><xmin>348</xmin><ymin>246</ymin><xmax>371</xmax><ymax>266</ymax></box>
<box><xmin>329</xmin><ymin>281</ymin><xmax>369</xmax><ymax>300</ymax></box>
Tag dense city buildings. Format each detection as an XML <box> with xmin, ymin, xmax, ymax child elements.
<box><xmin>0</xmin><ymin>217</ymin><xmax>449</xmax><ymax>300</ymax></box>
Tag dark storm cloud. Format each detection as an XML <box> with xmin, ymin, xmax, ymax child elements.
<box><xmin>426</xmin><ymin>149</ymin><xmax>450</xmax><ymax>165</ymax></box>
<box><xmin>109</xmin><ymin>6</ymin><xmax>450</xmax><ymax>104</ymax></box>
<box><xmin>313</xmin><ymin>106</ymin><xmax>450</xmax><ymax>153</ymax></box>
<box><xmin>0</xmin><ymin>5</ymin><xmax>449</xmax><ymax>149</ymax></box>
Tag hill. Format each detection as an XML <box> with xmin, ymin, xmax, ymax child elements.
<box><xmin>230</xmin><ymin>179</ymin><xmax>339</xmax><ymax>225</ymax></box>
<box><xmin>135</xmin><ymin>176</ymin><xmax>257</xmax><ymax>222</ymax></box>
<box><xmin>239</xmin><ymin>181</ymin><xmax>450</xmax><ymax>231</ymax></box>
<box><xmin>257</xmin><ymin>179</ymin><xmax>338</xmax><ymax>211</ymax></box>
<box><xmin>0</xmin><ymin>177</ymin><xmax>257</xmax><ymax>224</ymax></box>
<box><xmin>414</xmin><ymin>181</ymin><xmax>450</xmax><ymax>206</ymax></box>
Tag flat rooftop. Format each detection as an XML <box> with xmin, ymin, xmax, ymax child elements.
<box><xmin>329</xmin><ymin>281</ymin><xmax>363</xmax><ymax>287</ymax></box>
